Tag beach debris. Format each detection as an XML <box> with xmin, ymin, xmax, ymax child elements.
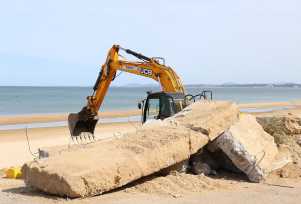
<box><xmin>21</xmin><ymin>101</ymin><xmax>239</xmax><ymax>198</ymax></box>
<box><xmin>4</xmin><ymin>167</ymin><xmax>22</xmax><ymax>179</ymax></box>
<box><xmin>257</xmin><ymin>115</ymin><xmax>301</xmax><ymax>136</ymax></box>
<box><xmin>38</xmin><ymin>145</ymin><xmax>71</xmax><ymax>159</ymax></box>
<box><xmin>207</xmin><ymin>114</ymin><xmax>278</xmax><ymax>182</ymax></box>
<box><xmin>257</xmin><ymin>115</ymin><xmax>301</xmax><ymax>160</ymax></box>
<box><xmin>257</xmin><ymin>115</ymin><xmax>301</xmax><ymax>176</ymax></box>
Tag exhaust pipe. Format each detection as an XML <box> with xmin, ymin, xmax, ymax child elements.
<box><xmin>68</xmin><ymin>107</ymin><xmax>98</xmax><ymax>138</ymax></box>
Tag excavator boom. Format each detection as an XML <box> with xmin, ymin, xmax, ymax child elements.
<box><xmin>68</xmin><ymin>45</ymin><xmax>185</xmax><ymax>139</ymax></box>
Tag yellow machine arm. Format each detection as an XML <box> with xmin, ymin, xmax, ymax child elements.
<box><xmin>87</xmin><ymin>45</ymin><xmax>185</xmax><ymax>114</ymax></box>
<box><xmin>68</xmin><ymin>45</ymin><xmax>185</xmax><ymax>137</ymax></box>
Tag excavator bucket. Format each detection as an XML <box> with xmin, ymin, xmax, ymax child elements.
<box><xmin>68</xmin><ymin>109</ymin><xmax>98</xmax><ymax>141</ymax></box>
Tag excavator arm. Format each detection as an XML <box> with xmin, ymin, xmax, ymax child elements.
<box><xmin>68</xmin><ymin>45</ymin><xmax>185</xmax><ymax>138</ymax></box>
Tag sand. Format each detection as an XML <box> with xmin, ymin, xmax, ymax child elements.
<box><xmin>0</xmin><ymin>173</ymin><xmax>301</xmax><ymax>204</ymax></box>
<box><xmin>125</xmin><ymin>172</ymin><xmax>227</xmax><ymax>196</ymax></box>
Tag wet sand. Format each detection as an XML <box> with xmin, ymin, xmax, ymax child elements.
<box><xmin>0</xmin><ymin>110</ymin><xmax>140</xmax><ymax>125</ymax></box>
<box><xmin>238</xmin><ymin>100</ymin><xmax>301</xmax><ymax>117</ymax></box>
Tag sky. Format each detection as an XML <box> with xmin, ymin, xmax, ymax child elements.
<box><xmin>0</xmin><ymin>0</ymin><xmax>300</xmax><ymax>86</ymax></box>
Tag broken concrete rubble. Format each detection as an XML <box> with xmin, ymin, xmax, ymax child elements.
<box><xmin>256</xmin><ymin>114</ymin><xmax>301</xmax><ymax>168</ymax></box>
<box><xmin>22</xmin><ymin>101</ymin><xmax>239</xmax><ymax>198</ymax></box>
<box><xmin>257</xmin><ymin>115</ymin><xmax>301</xmax><ymax>136</ymax></box>
<box><xmin>208</xmin><ymin>114</ymin><xmax>278</xmax><ymax>182</ymax></box>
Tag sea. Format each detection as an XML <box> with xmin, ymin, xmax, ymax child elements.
<box><xmin>1</xmin><ymin>86</ymin><xmax>301</xmax><ymax>116</ymax></box>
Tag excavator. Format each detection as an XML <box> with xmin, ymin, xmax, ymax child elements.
<box><xmin>68</xmin><ymin>45</ymin><xmax>212</xmax><ymax>140</ymax></box>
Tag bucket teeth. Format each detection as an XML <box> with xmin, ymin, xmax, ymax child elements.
<box><xmin>71</xmin><ymin>132</ymin><xmax>95</xmax><ymax>144</ymax></box>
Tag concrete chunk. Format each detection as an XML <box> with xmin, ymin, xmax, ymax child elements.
<box><xmin>22</xmin><ymin>101</ymin><xmax>239</xmax><ymax>198</ymax></box>
<box><xmin>209</xmin><ymin>114</ymin><xmax>278</xmax><ymax>182</ymax></box>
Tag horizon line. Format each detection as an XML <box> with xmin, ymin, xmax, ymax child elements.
<box><xmin>0</xmin><ymin>82</ymin><xmax>300</xmax><ymax>88</ymax></box>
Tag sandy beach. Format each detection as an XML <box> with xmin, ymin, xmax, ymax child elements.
<box><xmin>1</xmin><ymin>100</ymin><xmax>301</xmax><ymax>169</ymax></box>
<box><xmin>1</xmin><ymin>100</ymin><xmax>301</xmax><ymax>204</ymax></box>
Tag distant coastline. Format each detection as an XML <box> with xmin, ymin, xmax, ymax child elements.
<box><xmin>1</xmin><ymin>83</ymin><xmax>301</xmax><ymax>88</ymax></box>
<box><xmin>116</xmin><ymin>83</ymin><xmax>301</xmax><ymax>88</ymax></box>
<box><xmin>186</xmin><ymin>83</ymin><xmax>301</xmax><ymax>88</ymax></box>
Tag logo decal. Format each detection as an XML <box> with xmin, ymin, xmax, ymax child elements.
<box><xmin>124</xmin><ymin>66</ymin><xmax>152</xmax><ymax>76</ymax></box>
<box><xmin>140</xmin><ymin>68</ymin><xmax>152</xmax><ymax>76</ymax></box>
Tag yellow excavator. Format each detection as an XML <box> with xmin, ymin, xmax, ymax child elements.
<box><xmin>68</xmin><ymin>45</ymin><xmax>212</xmax><ymax>139</ymax></box>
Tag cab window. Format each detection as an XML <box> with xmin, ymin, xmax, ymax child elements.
<box><xmin>146</xmin><ymin>98</ymin><xmax>160</xmax><ymax>120</ymax></box>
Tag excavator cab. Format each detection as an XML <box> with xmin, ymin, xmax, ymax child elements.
<box><xmin>139</xmin><ymin>92</ymin><xmax>187</xmax><ymax>123</ymax></box>
<box><xmin>139</xmin><ymin>90</ymin><xmax>213</xmax><ymax>123</ymax></box>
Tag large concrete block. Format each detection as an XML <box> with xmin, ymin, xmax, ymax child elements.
<box><xmin>23</xmin><ymin>126</ymin><xmax>208</xmax><ymax>198</ymax></box>
<box><xmin>22</xmin><ymin>101</ymin><xmax>239</xmax><ymax>198</ymax></box>
<box><xmin>209</xmin><ymin>114</ymin><xmax>278</xmax><ymax>182</ymax></box>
